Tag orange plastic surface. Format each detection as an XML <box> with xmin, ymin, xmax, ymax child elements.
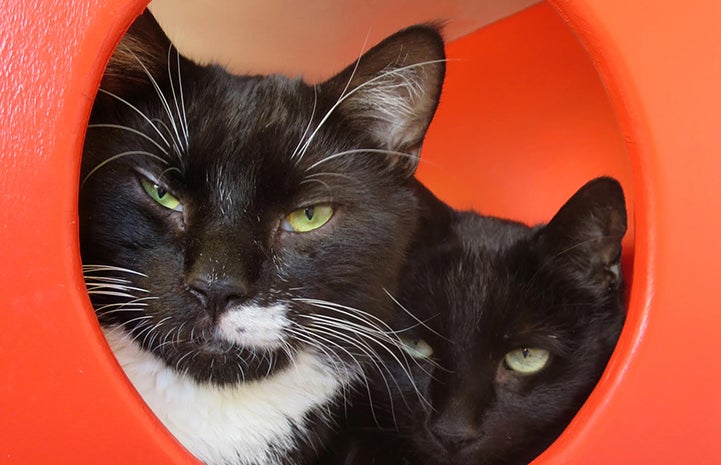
<box><xmin>1</xmin><ymin>1</ymin><xmax>720</xmax><ymax>464</ymax></box>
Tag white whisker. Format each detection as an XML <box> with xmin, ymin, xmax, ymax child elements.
<box><xmin>292</xmin><ymin>323</ymin><xmax>378</xmax><ymax>421</ymax></box>
<box><xmin>87</xmin><ymin>290</ymin><xmax>141</xmax><ymax>299</ymax></box>
<box><xmin>88</xmin><ymin>124</ymin><xmax>169</xmax><ymax>155</ymax></box>
<box><xmin>167</xmin><ymin>45</ymin><xmax>189</xmax><ymax>150</ymax></box>
<box><xmin>291</xmin><ymin>85</ymin><xmax>318</xmax><ymax>160</ymax></box>
<box><xmin>305</xmin><ymin>315</ymin><xmax>433</xmax><ymax>412</ymax></box>
<box><xmin>121</xmin><ymin>44</ymin><xmax>185</xmax><ymax>157</ymax></box>
<box><xmin>383</xmin><ymin>288</ymin><xmax>451</xmax><ymax>343</ymax></box>
<box><xmin>81</xmin><ymin>150</ymin><xmax>168</xmax><ymax>187</ymax></box>
<box><xmin>302</xmin><ymin>172</ymin><xmax>358</xmax><ymax>184</ymax></box>
<box><xmin>293</xmin><ymin>34</ymin><xmax>369</xmax><ymax>163</ymax></box>
<box><xmin>298</xmin><ymin>178</ymin><xmax>333</xmax><ymax>199</ymax></box>
<box><xmin>85</xmin><ymin>282</ymin><xmax>149</xmax><ymax>294</ymax></box>
<box><xmin>95</xmin><ymin>296</ymin><xmax>158</xmax><ymax>314</ymax></box>
<box><xmin>84</xmin><ymin>276</ymin><xmax>133</xmax><ymax>285</ymax></box>
<box><xmin>176</xmin><ymin>48</ymin><xmax>190</xmax><ymax>146</ymax></box>
<box><xmin>304</xmin><ymin>320</ymin><xmax>399</xmax><ymax>426</ymax></box>
<box><xmin>96</xmin><ymin>88</ymin><xmax>171</xmax><ymax>147</ymax></box>
<box><xmin>293</xmin><ymin>297</ymin><xmax>395</xmax><ymax>336</ymax></box>
<box><xmin>305</xmin><ymin>148</ymin><xmax>415</xmax><ymax>172</ymax></box>
<box><xmin>150</xmin><ymin>118</ymin><xmax>183</xmax><ymax>159</ymax></box>
<box><xmin>82</xmin><ymin>264</ymin><xmax>147</xmax><ymax>277</ymax></box>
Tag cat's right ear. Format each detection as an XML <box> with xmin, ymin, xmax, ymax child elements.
<box><xmin>100</xmin><ymin>9</ymin><xmax>173</xmax><ymax>98</ymax></box>
<box><xmin>535</xmin><ymin>177</ymin><xmax>628</xmax><ymax>293</ymax></box>
<box><xmin>320</xmin><ymin>25</ymin><xmax>446</xmax><ymax>178</ymax></box>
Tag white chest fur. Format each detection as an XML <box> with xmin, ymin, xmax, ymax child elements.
<box><xmin>104</xmin><ymin>329</ymin><xmax>349</xmax><ymax>465</ymax></box>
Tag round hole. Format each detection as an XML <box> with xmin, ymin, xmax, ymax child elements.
<box><xmin>6</xmin><ymin>0</ymin><xmax>721</xmax><ymax>463</ymax></box>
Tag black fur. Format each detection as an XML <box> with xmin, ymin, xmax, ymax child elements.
<box><xmin>324</xmin><ymin>177</ymin><xmax>627</xmax><ymax>465</ymax></box>
<box><xmin>80</xmin><ymin>10</ymin><xmax>444</xmax><ymax>465</ymax></box>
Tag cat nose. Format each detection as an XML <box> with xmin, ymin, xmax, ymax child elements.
<box><xmin>429</xmin><ymin>417</ymin><xmax>480</xmax><ymax>452</ymax></box>
<box><xmin>186</xmin><ymin>273</ymin><xmax>251</xmax><ymax>318</ymax></box>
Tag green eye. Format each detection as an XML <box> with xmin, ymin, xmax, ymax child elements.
<box><xmin>283</xmin><ymin>205</ymin><xmax>333</xmax><ymax>232</ymax></box>
<box><xmin>504</xmin><ymin>347</ymin><xmax>550</xmax><ymax>374</ymax></box>
<box><xmin>140</xmin><ymin>178</ymin><xmax>182</xmax><ymax>211</ymax></box>
<box><xmin>400</xmin><ymin>336</ymin><xmax>434</xmax><ymax>359</ymax></box>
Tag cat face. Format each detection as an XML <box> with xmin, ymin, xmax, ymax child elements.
<box><xmin>80</xmin><ymin>11</ymin><xmax>445</xmax><ymax>386</ymax></box>
<box><xmin>350</xmin><ymin>178</ymin><xmax>627</xmax><ymax>465</ymax></box>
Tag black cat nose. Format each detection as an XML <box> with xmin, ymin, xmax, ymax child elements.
<box><xmin>186</xmin><ymin>273</ymin><xmax>251</xmax><ymax>318</ymax></box>
<box><xmin>429</xmin><ymin>418</ymin><xmax>480</xmax><ymax>451</ymax></box>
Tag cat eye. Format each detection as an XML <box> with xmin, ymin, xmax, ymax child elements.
<box><xmin>140</xmin><ymin>178</ymin><xmax>182</xmax><ymax>211</ymax></box>
<box><xmin>504</xmin><ymin>347</ymin><xmax>550</xmax><ymax>374</ymax></box>
<box><xmin>399</xmin><ymin>336</ymin><xmax>434</xmax><ymax>359</ymax></box>
<box><xmin>282</xmin><ymin>205</ymin><xmax>334</xmax><ymax>233</ymax></box>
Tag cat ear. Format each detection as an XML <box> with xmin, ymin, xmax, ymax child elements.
<box><xmin>321</xmin><ymin>25</ymin><xmax>446</xmax><ymax>177</ymax></box>
<box><xmin>535</xmin><ymin>177</ymin><xmax>628</xmax><ymax>291</ymax></box>
<box><xmin>100</xmin><ymin>9</ymin><xmax>173</xmax><ymax>97</ymax></box>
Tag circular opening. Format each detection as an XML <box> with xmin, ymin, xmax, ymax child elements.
<box><xmin>93</xmin><ymin>0</ymin><xmax>636</xmax><ymax>462</ymax></box>
<box><xmin>2</xmin><ymin>0</ymin><xmax>644</xmax><ymax>463</ymax></box>
<box><xmin>88</xmin><ymin>3</ymin><xmax>637</xmax><ymax>463</ymax></box>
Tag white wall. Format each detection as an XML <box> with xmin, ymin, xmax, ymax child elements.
<box><xmin>149</xmin><ymin>0</ymin><xmax>540</xmax><ymax>82</ymax></box>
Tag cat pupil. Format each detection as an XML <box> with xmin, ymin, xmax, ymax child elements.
<box><xmin>304</xmin><ymin>207</ymin><xmax>315</xmax><ymax>221</ymax></box>
<box><xmin>522</xmin><ymin>348</ymin><xmax>530</xmax><ymax>358</ymax></box>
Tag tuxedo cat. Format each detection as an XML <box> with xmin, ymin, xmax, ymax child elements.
<box><xmin>326</xmin><ymin>177</ymin><xmax>627</xmax><ymax>465</ymax></box>
<box><xmin>79</xmin><ymin>10</ymin><xmax>444</xmax><ymax>465</ymax></box>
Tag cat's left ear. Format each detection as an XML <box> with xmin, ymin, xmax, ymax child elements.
<box><xmin>321</xmin><ymin>25</ymin><xmax>446</xmax><ymax>178</ymax></box>
<box><xmin>535</xmin><ymin>177</ymin><xmax>628</xmax><ymax>291</ymax></box>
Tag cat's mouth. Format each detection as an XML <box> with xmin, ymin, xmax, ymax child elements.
<box><xmin>191</xmin><ymin>328</ymin><xmax>285</xmax><ymax>357</ymax></box>
<box><xmin>196</xmin><ymin>335</ymin><xmax>236</xmax><ymax>354</ymax></box>
<box><xmin>170</xmin><ymin>331</ymin><xmax>293</xmax><ymax>385</ymax></box>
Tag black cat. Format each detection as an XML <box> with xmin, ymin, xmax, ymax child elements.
<box><xmin>326</xmin><ymin>177</ymin><xmax>627</xmax><ymax>465</ymax></box>
<box><xmin>79</xmin><ymin>10</ymin><xmax>444</xmax><ymax>465</ymax></box>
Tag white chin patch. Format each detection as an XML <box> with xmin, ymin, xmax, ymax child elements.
<box><xmin>217</xmin><ymin>303</ymin><xmax>289</xmax><ymax>349</ymax></box>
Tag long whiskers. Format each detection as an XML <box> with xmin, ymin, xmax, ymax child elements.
<box><xmin>96</xmin><ymin>88</ymin><xmax>171</xmax><ymax>148</ymax></box>
<box><xmin>287</xmin><ymin>319</ymin><xmax>384</xmax><ymax>425</ymax></box>
<box><xmin>121</xmin><ymin>44</ymin><xmax>186</xmax><ymax>157</ymax></box>
<box><xmin>83</xmin><ymin>263</ymin><xmax>156</xmax><ymax>326</ymax></box>
<box><xmin>87</xmin><ymin>124</ymin><xmax>169</xmax><ymax>156</ymax></box>
<box><xmin>81</xmin><ymin>150</ymin><xmax>169</xmax><ymax>187</ymax></box>
<box><xmin>383</xmin><ymin>288</ymin><xmax>451</xmax><ymax>343</ymax></box>
<box><xmin>294</xmin><ymin>297</ymin><xmax>437</xmax><ymax>414</ymax></box>
<box><xmin>305</xmin><ymin>148</ymin><xmax>418</xmax><ymax>172</ymax></box>
<box><xmin>291</xmin><ymin>85</ymin><xmax>318</xmax><ymax>160</ymax></box>
<box><xmin>292</xmin><ymin>30</ymin><xmax>370</xmax><ymax>164</ymax></box>
<box><xmin>304</xmin><ymin>318</ymin><xmax>399</xmax><ymax>426</ymax></box>
<box><xmin>167</xmin><ymin>46</ymin><xmax>190</xmax><ymax>148</ymax></box>
<box><xmin>88</xmin><ymin>45</ymin><xmax>190</xmax><ymax>185</ymax></box>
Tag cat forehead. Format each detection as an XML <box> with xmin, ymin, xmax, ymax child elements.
<box><xmin>430</xmin><ymin>220</ymin><xmax>554</xmax><ymax>332</ymax></box>
<box><xmin>175</xmin><ymin>72</ymin><xmax>371</xmax><ymax>171</ymax></box>
<box><xmin>184</xmin><ymin>72</ymin><xmax>314</xmax><ymax>136</ymax></box>
<box><xmin>145</xmin><ymin>75</ymin><xmax>314</xmax><ymax>171</ymax></box>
